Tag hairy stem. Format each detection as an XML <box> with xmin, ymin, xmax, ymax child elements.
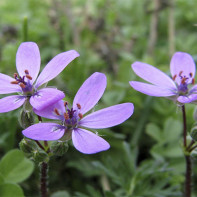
<box><xmin>182</xmin><ymin>105</ymin><xmax>191</xmax><ymax>197</ymax></box>
<box><xmin>40</xmin><ymin>162</ymin><xmax>48</xmax><ymax>197</ymax></box>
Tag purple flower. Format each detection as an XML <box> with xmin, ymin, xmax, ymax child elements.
<box><xmin>23</xmin><ymin>72</ymin><xmax>134</xmax><ymax>154</ymax></box>
<box><xmin>130</xmin><ymin>52</ymin><xmax>197</xmax><ymax>104</ymax></box>
<box><xmin>0</xmin><ymin>42</ymin><xmax>79</xmax><ymax>112</ymax></box>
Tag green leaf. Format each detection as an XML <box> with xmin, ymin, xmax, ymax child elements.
<box><xmin>51</xmin><ymin>191</ymin><xmax>70</xmax><ymax>197</ymax></box>
<box><xmin>0</xmin><ymin>149</ymin><xmax>34</xmax><ymax>183</ymax></box>
<box><xmin>146</xmin><ymin>123</ymin><xmax>161</xmax><ymax>142</ymax></box>
<box><xmin>0</xmin><ymin>183</ymin><xmax>24</xmax><ymax>197</ymax></box>
<box><xmin>0</xmin><ymin>173</ymin><xmax>4</xmax><ymax>184</ymax></box>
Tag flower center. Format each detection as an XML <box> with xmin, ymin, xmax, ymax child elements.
<box><xmin>11</xmin><ymin>70</ymin><xmax>33</xmax><ymax>94</ymax></box>
<box><xmin>54</xmin><ymin>102</ymin><xmax>83</xmax><ymax>129</ymax></box>
<box><xmin>172</xmin><ymin>71</ymin><xmax>195</xmax><ymax>95</ymax></box>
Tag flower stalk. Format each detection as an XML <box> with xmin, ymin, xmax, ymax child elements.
<box><xmin>40</xmin><ymin>162</ymin><xmax>48</xmax><ymax>197</ymax></box>
<box><xmin>182</xmin><ymin>105</ymin><xmax>191</xmax><ymax>197</ymax></box>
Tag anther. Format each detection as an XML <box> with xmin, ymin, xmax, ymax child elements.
<box><xmin>192</xmin><ymin>78</ymin><xmax>195</xmax><ymax>85</ymax></box>
<box><xmin>19</xmin><ymin>83</ymin><xmax>26</xmax><ymax>89</ymax></box>
<box><xmin>189</xmin><ymin>73</ymin><xmax>193</xmax><ymax>78</ymax></box>
<box><xmin>11</xmin><ymin>81</ymin><xmax>19</xmax><ymax>84</ymax></box>
<box><xmin>181</xmin><ymin>77</ymin><xmax>187</xmax><ymax>84</ymax></box>
<box><xmin>26</xmin><ymin>74</ymin><xmax>32</xmax><ymax>80</ymax></box>
<box><xmin>14</xmin><ymin>73</ymin><xmax>18</xmax><ymax>78</ymax></box>
<box><xmin>172</xmin><ymin>75</ymin><xmax>177</xmax><ymax>81</ymax></box>
<box><xmin>64</xmin><ymin>101</ymin><xmax>68</xmax><ymax>106</ymax></box>
<box><xmin>54</xmin><ymin>108</ymin><xmax>60</xmax><ymax>116</ymax></box>
<box><xmin>78</xmin><ymin>113</ymin><xmax>83</xmax><ymax>119</ymax></box>
<box><xmin>76</xmin><ymin>103</ymin><xmax>81</xmax><ymax>109</ymax></box>
<box><xmin>179</xmin><ymin>71</ymin><xmax>183</xmax><ymax>76</ymax></box>
<box><xmin>24</xmin><ymin>70</ymin><xmax>29</xmax><ymax>74</ymax></box>
<box><xmin>64</xmin><ymin>112</ymin><xmax>69</xmax><ymax>120</ymax></box>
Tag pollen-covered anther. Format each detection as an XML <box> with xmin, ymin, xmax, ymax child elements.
<box><xmin>54</xmin><ymin>108</ymin><xmax>60</xmax><ymax>116</ymax></box>
<box><xmin>11</xmin><ymin>81</ymin><xmax>19</xmax><ymax>84</ymax></box>
<box><xmin>181</xmin><ymin>77</ymin><xmax>187</xmax><ymax>84</ymax></box>
<box><xmin>19</xmin><ymin>83</ymin><xmax>26</xmax><ymax>89</ymax></box>
<box><xmin>64</xmin><ymin>112</ymin><xmax>69</xmax><ymax>120</ymax></box>
<box><xmin>172</xmin><ymin>74</ymin><xmax>177</xmax><ymax>81</ymax></box>
<box><xmin>179</xmin><ymin>71</ymin><xmax>183</xmax><ymax>76</ymax></box>
<box><xmin>76</xmin><ymin>103</ymin><xmax>81</xmax><ymax>109</ymax></box>
<box><xmin>64</xmin><ymin>101</ymin><xmax>68</xmax><ymax>107</ymax></box>
<box><xmin>24</xmin><ymin>70</ymin><xmax>29</xmax><ymax>74</ymax></box>
<box><xmin>26</xmin><ymin>74</ymin><xmax>32</xmax><ymax>80</ymax></box>
<box><xmin>189</xmin><ymin>73</ymin><xmax>193</xmax><ymax>78</ymax></box>
<box><xmin>78</xmin><ymin>113</ymin><xmax>83</xmax><ymax>119</ymax></box>
<box><xmin>192</xmin><ymin>78</ymin><xmax>195</xmax><ymax>85</ymax></box>
<box><xmin>14</xmin><ymin>73</ymin><xmax>18</xmax><ymax>78</ymax></box>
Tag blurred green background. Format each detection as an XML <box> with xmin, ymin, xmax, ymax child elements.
<box><xmin>0</xmin><ymin>0</ymin><xmax>197</xmax><ymax>196</ymax></box>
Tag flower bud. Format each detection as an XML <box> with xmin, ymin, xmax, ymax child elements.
<box><xmin>19</xmin><ymin>109</ymin><xmax>34</xmax><ymax>129</ymax></box>
<box><xmin>33</xmin><ymin>149</ymin><xmax>49</xmax><ymax>163</ymax></box>
<box><xmin>19</xmin><ymin>138</ymin><xmax>38</xmax><ymax>154</ymax></box>
<box><xmin>50</xmin><ymin>141</ymin><xmax>69</xmax><ymax>156</ymax></box>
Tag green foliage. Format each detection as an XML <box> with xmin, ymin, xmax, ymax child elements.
<box><xmin>0</xmin><ymin>0</ymin><xmax>197</xmax><ymax>196</ymax></box>
<box><xmin>0</xmin><ymin>149</ymin><xmax>34</xmax><ymax>183</ymax></box>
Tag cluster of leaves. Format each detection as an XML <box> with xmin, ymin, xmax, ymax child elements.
<box><xmin>0</xmin><ymin>0</ymin><xmax>197</xmax><ymax>196</ymax></box>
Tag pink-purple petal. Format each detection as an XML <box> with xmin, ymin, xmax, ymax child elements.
<box><xmin>73</xmin><ymin>72</ymin><xmax>107</xmax><ymax>114</ymax></box>
<box><xmin>72</xmin><ymin>128</ymin><xmax>110</xmax><ymax>154</ymax></box>
<box><xmin>0</xmin><ymin>95</ymin><xmax>26</xmax><ymax>113</ymax></box>
<box><xmin>16</xmin><ymin>42</ymin><xmax>41</xmax><ymax>83</ymax></box>
<box><xmin>170</xmin><ymin>52</ymin><xmax>196</xmax><ymax>84</ymax></box>
<box><xmin>130</xmin><ymin>81</ymin><xmax>177</xmax><ymax>97</ymax></box>
<box><xmin>34</xmin><ymin>100</ymin><xmax>65</xmax><ymax>120</ymax></box>
<box><xmin>22</xmin><ymin>123</ymin><xmax>65</xmax><ymax>141</ymax></box>
<box><xmin>0</xmin><ymin>73</ymin><xmax>22</xmax><ymax>94</ymax></box>
<box><xmin>30</xmin><ymin>88</ymin><xmax>65</xmax><ymax>111</ymax></box>
<box><xmin>35</xmin><ymin>50</ymin><xmax>80</xmax><ymax>88</ymax></box>
<box><xmin>177</xmin><ymin>94</ymin><xmax>197</xmax><ymax>104</ymax></box>
<box><xmin>132</xmin><ymin>62</ymin><xmax>176</xmax><ymax>89</ymax></box>
<box><xmin>79</xmin><ymin>103</ymin><xmax>134</xmax><ymax>129</ymax></box>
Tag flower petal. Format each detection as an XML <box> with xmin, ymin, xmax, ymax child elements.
<box><xmin>35</xmin><ymin>50</ymin><xmax>79</xmax><ymax>88</ymax></box>
<box><xmin>0</xmin><ymin>73</ymin><xmax>22</xmax><ymax>94</ymax></box>
<box><xmin>22</xmin><ymin>123</ymin><xmax>65</xmax><ymax>141</ymax></box>
<box><xmin>72</xmin><ymin>128</ymin><xmax>110</xmax><ymax>154</ymax></box>
<box><xmin>132</xmin><ymin>62</ymin><xmax>176</xmax><ymax>89</ymax></box>
<box><xmin>79</xmin><ymin>103</ymin><xmax>134</xmax><ymax>129</ymax></box>
<box><xmin>16</xmin><ymin>42</ymin><xmax>40</xmax><ymax>83</ymax></box>
<box><xmin>170</xmin><ymin>52</ymin><xmax>196</xmax><ymax>84</ymax></box>
<box><xmin>0</xmin><ymin>95</ymin><xmax>26</xmax><ymax>113</ymax></box>
<box><xmin>130</xmin><ymin>81</ymin><xmax>177</xmax><ymax>97</ymax></box>
<box><xmin>73</xmin><ymin>72</ymin><xmax>107</xmax><ymax>114</ymax></box>
<box><xmin>177</xmin><ymin>94</ymin><xmax>197</xmax><ymax>104</ymax></box>
<box><xmin>34</xmin><ymin>100</ymin><xmax>65</xmax><ymax>120</ymax></box>
<box><xmin>30</xmin><ymin>88</ymin><xmax>65</xmax><ymax>110</ymax></box>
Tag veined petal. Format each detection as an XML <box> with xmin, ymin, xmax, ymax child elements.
<box><xmin>22</xmin><ymin>123</ymin><xmax>65</xmax><ymax>141</ymax></box>
<box><xmin>73</xmin><ymin>72</ymin><xmax>107</xmax><ymax>114</ymax></box>
<box><xmin>170</xmin><ymin>52</ymin><xmax>196</xmax><ymax>84</ymax></box>
<box><xmin>72</xmin><ymin>128</ymin><xmax>110</xmax><ymax>154</ymax></box>
<box><xmin>0</xmin><ymin>95</ymin><xmax>26</xmax><ymax>113</ymax></box>
<box><xmin>0</xmin><ymin>73</ymin><xmax>22</xmax><ymax>94</ymax></box>
<box><xmin>177</xmin><ymin>94</ymin><xmax>197</xmax><ymax>104</ymax></box>
<box><xmin>34</xmin><ymin>100</ymin><xmax>65</xmax><ymax>120</ymax></box>
<box><xmin>35</xmin><ymin>50</ymin><xmax>79</xmax><ymax>88</ymax></box>
<box><xmin>79</xmin><ymin>103</ymin><xmax>134</xmax><ymax>129</ymax></box>
<box><xmin>30</xmin><ymin>88</ymin><xmax>65</xmax><ymax>111</ymax></box>
<box><xmin>132</xmin><ymin>62</ymin><xmax>176</xmax><ymax>89</ymax></box>
<box><xmin>130</xmin><ymin>81</ymin><xmax>177</xmax><ymax>97</ymax></box>
<box><xmin>16</xmin><ymin>42</ymin><xmax>40</xmax><ymax>83</ymax></box>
